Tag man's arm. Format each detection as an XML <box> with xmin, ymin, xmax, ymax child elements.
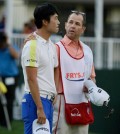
<box><xmin>53</xmin><ymin>44</ymin><xmax>60</xmax><ymax>104</ymax></box>
<box><xmin>54</xmin><ymin>44</ymin><xmax>60</xmax><ymax>89</ymax></box>
<box><xmin>54</xmin><ymin>66</ymin><xmax>59</xmax><ymax>89</ymax></box>
<box><xmin>90</xmin><ymin>65</ymin><xmax>96</xmax><ymax>83</ymax></box>
<box><xmin>8</xmin><ymin>45</ymin><xmax>20</xmax><ymax>59</ymax></box>
<box><xmin>53</xmin><ymin>67</ymin><xmax>59</xmax><ymax>105</ymax></box>
<box><xmin>26</xmin><ymin>66</ymin><xmax>46</xmax><ymax>124</ymax></box>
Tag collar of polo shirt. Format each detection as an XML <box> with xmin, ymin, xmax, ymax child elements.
<box><xmin>34</xmin><ymin>32</ymin><xmax>51</xmax><ymax>44</ymax></box>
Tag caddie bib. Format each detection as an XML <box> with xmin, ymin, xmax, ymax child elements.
<box><xmin>57</xmin><ymin>41</ymin><xmax>94</xmax><ymax>125</ymax></box>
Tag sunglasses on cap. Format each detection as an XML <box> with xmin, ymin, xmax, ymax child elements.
<box><xmin>71</xmin><ymin>10</ymin><xmax>86</xmax><ymax>16</ymax></box>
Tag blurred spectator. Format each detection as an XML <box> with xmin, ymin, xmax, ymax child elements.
<box><xmin>23</xmin><ymin>19</ymin><xmax>36</xmax><ymax>34</ymax></box>
<box><xmin>29</xmin><ymin>18</ymin><xmax>37</xmax><ymax>32</ymax></box>
<box><xmin>23</xmin><ymin>22</ymin><xmax>33</xmax><ymax>34</ymax></box>
<box><xmin>0</xmin><ymin>16</ymin><xmax>5</xmax><ymax>32</ymax></box>
<box><xmin>0</xmin><ymin>32</ymin><xmax>20</xmax><ymax>127</ymax></box>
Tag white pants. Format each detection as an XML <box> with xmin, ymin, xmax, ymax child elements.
<box><xmin>52</xmin><ymin>95</ymin><xmax>89</xmax><ymax>134</ymax></box>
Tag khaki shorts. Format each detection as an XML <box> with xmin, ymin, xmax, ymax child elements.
<box><xmin>52</xmin><ymin>95</ymin><xmax>89</xmax><ymax>134</ymax></box>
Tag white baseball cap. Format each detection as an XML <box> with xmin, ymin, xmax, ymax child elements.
<box><xmin>32</xmin><ymin>119</ymin><xmax>50</xmax><ymax>134</ymax></box>
<box><xmin>84</xmin><ymin>80</ymin><xmax>110</xmax><ymax>106</ymax></box>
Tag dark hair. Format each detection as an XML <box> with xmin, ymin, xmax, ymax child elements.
<box><xmin>68</xmin><ymin>11</ymin><xmax>86</xmax><ymax>27</ymax></box>
<box><xmin>34</xmin><ymin>3</ymin><xmax>59</xmax><ymax>29</ymax></box>
<box><xmin>0</xmin><ymin>32</ymin><xmax>7</xmax><ymax>44</ymax></box>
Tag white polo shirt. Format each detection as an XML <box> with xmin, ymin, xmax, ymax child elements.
<box><xmin>21</xmin><ymin>33</ymin><xmax>58</xmax><ymax>95</ymax></box>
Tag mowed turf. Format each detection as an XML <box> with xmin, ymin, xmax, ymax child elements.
<box><xmin>0</xmin><ymin>120</ymin><xmax>24</xmax><ymax>134</ymax></box>
<box><xmin>0</xmin><ymin>120</ymin><xmax>103</xmax><ymax>134</ymax></box>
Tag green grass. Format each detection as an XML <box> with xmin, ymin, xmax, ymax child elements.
<box><xmin>0</xmin><ymin>120</ymin><xmax>24</xmax><ymax>134</ymax></box>
<box><xmin>0</xmin><ymin>120</ymin><xmax>103</xmax><ymax>134</ymax></box>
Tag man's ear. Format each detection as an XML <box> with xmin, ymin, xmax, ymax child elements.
<box><xmin>81</xmin><ymin>26</ymin><xmax>86</xmax><ymax>34</ymax></box>
<box><xmin>65</xmin><ymin>22</ymin><xmax>67</xmax><ymax>31</ymax></box>
<box><xmin>42</xmin><ymin>20</ymin><xmax>48</xmax><ymax>26</ymax></box>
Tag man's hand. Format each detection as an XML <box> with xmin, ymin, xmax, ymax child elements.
<box><xmin>24</xmin><ymin>32</ymin><xmax>36</xmax><ymax>44</ymax></box>
<box><xmin>83</xmin><ymin>86</ymin><xmax>88</xmax><ymax>92</ymax></box>
<box><xmin>37</xmin><ymin>107</ymin><xmax>46</xmax><ymax>124</ymax></box>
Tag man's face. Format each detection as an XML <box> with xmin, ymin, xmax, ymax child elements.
<box><xmin>65</xmin><ymin>13</ymin><xmax>85</xmax><ymax>40</ymax></box>
<box><xmin>47</xmin><ymin>13</ymin><xmax>60</xmax><ymax>34</ymax></box>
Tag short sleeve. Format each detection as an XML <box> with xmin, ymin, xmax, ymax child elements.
<box><xmin>22</xmin><ymin>40</ymin><xmax>39</xmax><ymax>67</ymax></box>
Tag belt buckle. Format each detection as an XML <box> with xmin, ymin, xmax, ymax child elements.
<box><xmin>50</xmin><ymin>95</ymin><xmax>55</xmax><ymax>102</ymax></box>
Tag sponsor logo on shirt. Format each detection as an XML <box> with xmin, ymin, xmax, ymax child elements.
<box><xmin>26</xmin><ymin>59</ymin><xmax>37</xmax><ymax>63</ymax></box>
<box><xmin>66</xmin><ymin>72</ymin><xmax>84</xmax><ymax>81</ymax></box>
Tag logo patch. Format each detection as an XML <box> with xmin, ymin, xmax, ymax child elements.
<box><xmin>71</xmin><ymin>108</ymin><xmax>81</xmax><ymax>117</ymax></box>
<box><xmin>26</xmin><ymin>59</ymin><xmax>37</xmax><ymax>63</ymax></box>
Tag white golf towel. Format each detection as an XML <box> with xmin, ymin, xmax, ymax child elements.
<box><xmin>32</xmin><ymin>119</ymin><xmax>50</xmax><ymax>134</ymax></box>
<box><xmin>84</xmin><ymin>80</ymin><xmax>110</xmax><ymax>106</ymax></box>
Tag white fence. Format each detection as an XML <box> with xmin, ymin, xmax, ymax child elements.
<box><xmin>81</xmin><ymin>37</ymin><xmax>120</xmax><ymax>69</ymax></box>
<box><xmin>11</xmin><ymin>34</ymin><xmax>120</xmax><ymax>70</ymax></box>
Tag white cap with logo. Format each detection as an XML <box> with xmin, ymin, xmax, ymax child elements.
<box><xmin>32</xmin><ymin>119</ymin><xmax>50</xmax><ymax>134</ymax></box>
